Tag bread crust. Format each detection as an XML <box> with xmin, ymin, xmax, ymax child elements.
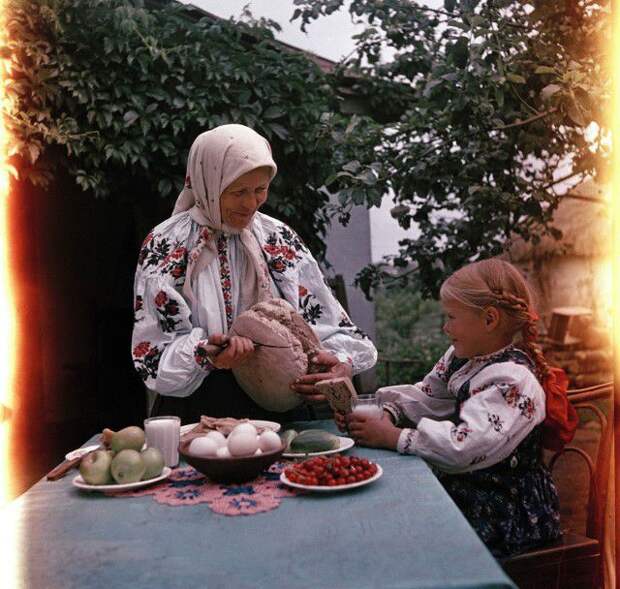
<box><xmin>229</xmin><ymin>299</ymin><xmax>321</xmax><ymax>412</ymax></box>
<box><xmin>315</xmin><ymin>377</ymin><xmax>358</xmax><ymax>414</ymax></box>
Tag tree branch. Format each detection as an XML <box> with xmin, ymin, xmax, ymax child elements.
<box><xmin>493</xmin><ymin>108</ymin><xmax>557</xmax><ymax>130</ymax></box>
<box><xmin>412</xmin><ymin>3</ymin><xmax>529</xmax><ymax>29</ymax></box>
<box><xmin>542</xmin><ymin>169</ymin><xmax>584</xmax><ymax>191</ymax></box>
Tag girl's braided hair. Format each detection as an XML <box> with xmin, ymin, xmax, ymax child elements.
<box><xmin>439</xmin><ymin>258</ymin><xmax>551</xmax><ymax>380</ymax></box>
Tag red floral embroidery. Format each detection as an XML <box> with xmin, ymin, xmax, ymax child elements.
<box><xmin>421</xmin><ymin>383</ymin><xmax>434</xmax><ymax>397</ymax></box>
<box><xmin>298</xmin><ymin>284</ymin><xmax>323</xmax><ymax>325</ymax></box>
<box><xmin>154</xmin><ymin>290</ymin><xmax>181</xmax><ymax>332</ymax></box>
<box><xmin>217</xmin><ymin>236</ymin><xmax>233</xmax><ymax>329</ymax></box>
<box><xmin>434</xmin><ymin>357</ymin><xmax>448</xmax><ymax>382</ymax></box>
<box><xmin>500</xmin><ymin>384</ymin><xmax>520</xmax><ymax>406</ymax></box>
<box><xmin>138</xmin><ymin>232</ymin><xmax>170</xmax><ymax>268</ymax></box>
<box><xmin>470</xmin><ymin>385</ymin><xmax>486</xmax><ymax>397</ymax></box>
<box><xmin>138</xmin><ymin>231</ymin><xmax>188</xmax><ymax>284</ymax></box>
<box><xmin>518</xmin><ymin>397</ymin><xmax>536</xmax><ymax>419</ymax></box>
<box><xmin>263</xmin><ymin>226</ymin><xmax>306</xmax><ymax>274</ymax></box>
<box><xmin>450</xmin><ymin>425</ymin><xmax>472</xmax><ymax>443</ymax></box>
<box><xmin>133</xmin><ymin>342</ymin><xmax>163</xmax><ymax>382</ymax></box>
<box><xmin>133</xmin><ymin>341</ymin><xmax>150</xmax><ymax>358</ymax></box>
<box><xmin>159</xmin><ymin>246</ymin><xmax>187</xmax><ymax>283</ymax></box>
<box><xmin>155</xmin><ymin>291</ymin><xmax>168</xmax><ymax>307</ymax></box>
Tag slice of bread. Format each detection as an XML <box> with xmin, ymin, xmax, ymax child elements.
<box><xmin>315</xmin><ymin>377</ymin><xmax>358</xmax><ymax>414</ymax></box>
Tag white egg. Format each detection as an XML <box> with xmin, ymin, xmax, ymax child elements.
<box><xmin>230</xmin><ymin>423</ymin><xmax>258</xmax><ymax>438</ymax></box>
<box><xmin>254</xmin><ymin>448</ymin><xmax>263</xmax><ymax>456</ymax></box>
<box><xmin>205</xmin><ymin>430</ymin><xmax>227</xmax><ymax>448</ymax></box>
<box><xmin>216</xmin><ymin>446</ymin><xmax>232</xmax><ymax>458</ymax></box>
<box><xmin>188</xmin><ymin>436</ymin><xmax>219</xmax><ymax>457</ymax></box>
<box><xmin>258</xmin><ymin>430</ymin><xmax>282</xmax><ymax>453</ymax></box>
<box><xmin>227</xmin><ymin>432</ymin><xmax>259</xmax><ymax>457</ymax></box>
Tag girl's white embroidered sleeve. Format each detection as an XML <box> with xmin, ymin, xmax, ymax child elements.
<box><xmin>376</xmin><ymin>347</ymin><xmax>456</xmax><ymax>426</ymax></box>
<box><xmin>397</xmin><ymin>362</ymin><xmax>546</xmax><ymax>473</ymax></box>
<box><xmin>132</xmin><ymin>272</ymin><xmax>213</xmax><ymax>397</ymax></box>
<box><xmin>295</xmin><ymin>253</ymin><xmax>378</xmax><ymax>375</ymax></box>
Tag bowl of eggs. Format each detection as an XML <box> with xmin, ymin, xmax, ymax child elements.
<box><xmin>178</xmin><ymin>422</ymin><xmax>284</xmax><ymax>483</ymax></box>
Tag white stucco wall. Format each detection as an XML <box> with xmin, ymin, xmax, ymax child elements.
<box><xmin>323</xmin><ymin>203</ymin><xmax>377</xmax><ymax>391</ymax></box>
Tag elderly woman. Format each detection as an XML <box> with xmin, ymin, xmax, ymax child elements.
<box><xmin>132</xmin><ymin>124</ymin><xmax>377</xmax><ymax>423</ymax></box>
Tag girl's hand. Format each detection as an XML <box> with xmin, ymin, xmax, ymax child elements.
<box><xmin>347</xmin><ymin>413</ymin><xmax>401</xmax><ymax>450</ymax></box>
<box><xmin>290</xmin><ymin>350</ymin><xmax>353</xmax><ymax>403</ymax></box>
<box><xmin>207</xmin><ymin>334</ymin><xmax>255</xmax><ymax>369</ymax></box>
<box><xmin>333</xmin><ymin>410</ymin><xmax>348</xmax><ymax>433</ymax></box>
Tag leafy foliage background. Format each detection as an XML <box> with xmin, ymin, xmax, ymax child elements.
<box><xmin>293</xmin><ymin>0</ymin><xmax>610</xmax><ymax>297</ymax></box>
<box><xmin>375</xmin><ymin>286</ymin><xmax>449</xmax><ymax>386</ymax></box>
<box><xmin>5</xmin><ymin>0</ymin><xmax>344</xmax><ymax>256</ymax></box>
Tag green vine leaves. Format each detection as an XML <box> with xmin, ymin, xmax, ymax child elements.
<box><xmin>4</xmin><ymin>0</ymin><xmax>343</xmax><ymax>258</ymax></box>
<box><xmin>293</xmin><ymin>0</ymin><xmax>610</xmax><ymax>297</ymax></box>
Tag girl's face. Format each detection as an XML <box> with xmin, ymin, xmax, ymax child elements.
<box><xmin>220</xmin><ymin>167</ymin><xmax>271</xmax><ymax>230</ymax></box>
<box><xmin>441</xmin><ymin>298</ymin><xmax>490</xmax><ymax>359</ymax></box>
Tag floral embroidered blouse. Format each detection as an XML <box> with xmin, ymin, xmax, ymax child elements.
<box><xmin>377</xmin><ymin>345</ymin><xmax>546</xmax><ymax>474</ymax></box>
<box><xmin>132</xmin><ymin>211</ymin><xmax>377</xmax><ymax>397</ymax></box>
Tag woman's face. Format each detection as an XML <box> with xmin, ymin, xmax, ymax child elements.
<box><xmin>220</xmin><ymin>167</ymin><xmax>271</xmax><ymax>230</ymax></box>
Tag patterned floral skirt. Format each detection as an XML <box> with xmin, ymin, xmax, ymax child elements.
<box><xmin>437</xmin><ymin>463</ymin><xmax>562</xmax><ymax>557</ymax></box>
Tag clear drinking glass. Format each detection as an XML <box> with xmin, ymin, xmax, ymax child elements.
<box><xmin>144</xmin><ymin>415</ymin><xmax>181</xmax><ymax>468</ymax></box>
<box><xmin>351</xmin><ymin>394</ymin><xmax>383</xmax><ymax>420</ymax></box>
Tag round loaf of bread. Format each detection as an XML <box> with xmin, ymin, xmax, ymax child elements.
<box><xmin>230</xmin><ymin>299</ymin><xmax>321</xmax><ymax>412</ymax></box>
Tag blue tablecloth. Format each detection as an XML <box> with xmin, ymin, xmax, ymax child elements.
<box><xmin>8</xmin><ymin>420</ymin><xmax>516</xmax><ymax>589</ymax></box>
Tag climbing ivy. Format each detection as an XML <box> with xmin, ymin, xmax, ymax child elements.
<box><xmin>4</xmin><ymin>0</ymin><xmax>341</xmax><ymax>256</ymax></box>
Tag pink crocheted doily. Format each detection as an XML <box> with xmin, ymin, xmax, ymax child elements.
<box><xmin>105</xmin><ymin>461</ymin><xmax>300</xmax><ymax>516</ymax></box>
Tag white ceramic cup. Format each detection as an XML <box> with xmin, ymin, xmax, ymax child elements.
<box><xmin>144</xmin><ymin>415</ymin><xmax>181</xmax><ymax>467</ymax></box>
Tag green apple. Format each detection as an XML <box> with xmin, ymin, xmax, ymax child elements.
<box><xmin>141</xmin><ymin>447</ymin><xmax>165</xmax><ymax>480</ymax></box>
<box><xmin>111</xmin><ymin>449</ymin><xmax>145</xmax><ymax>484</ymax></box>
<box><xmin>79</xmin><ymin>450</ymin><xmax>113</xmax><ymax>485</ymax></box>
<box><xmin>108</xmin><ymin>426</ymin><xmax>145</xmax><ymax>453</ymax></box>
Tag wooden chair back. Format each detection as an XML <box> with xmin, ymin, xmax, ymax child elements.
<box><xmin>563</xmin><ymin>383</ymin><xmax>613</xmax><ymax>553</ymax></box>
<box><xmin>501</xmin><ymin>381</ymin><xmax>613</xmax><ymax>589</ymax></box>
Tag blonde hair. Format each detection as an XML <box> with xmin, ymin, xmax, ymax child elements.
<box><xmin>440</xmin><ymin>258</ymin><xmax>550</xmax><ymax>379</ymax></box>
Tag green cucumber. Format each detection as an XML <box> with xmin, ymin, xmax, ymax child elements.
<box><xmin>280</xmin><ymin>429</ymin><xmax>298</xmax><ymax>452</ymax></box>
<box><xmin>289</xmin><ymin>429</ymin><xmax>340</xmax><ymax>453</ymax></box>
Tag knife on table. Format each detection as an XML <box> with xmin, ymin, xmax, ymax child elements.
<box><xmin>46</xmin><ymin>441</ymin><xmax>102</xmax><ymax>481</ymax></box>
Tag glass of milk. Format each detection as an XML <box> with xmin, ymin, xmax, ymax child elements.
<box><xmin>351</xmin><ymin>394</ymin><xmax>383</xmax><ymax>420</ymax></box>
<box><xmin>144</xmin><ymin>415</ymin><xmax>181</xmax><ymax>467</ymax></box>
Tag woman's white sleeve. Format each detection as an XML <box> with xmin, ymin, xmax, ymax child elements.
<box><xmin>396</xmin><ymin>363</ymin><xmax>546</xmax><ymax>473</ymax></box>
<box><xmin>376</xmin><ymin>348</ymin><xmax>456</xmax><ymax>425</ymax></box>
<box><xmin>132</xmin><ymin>272</ymin><xmax>215</xmax><ymax>397</ymax></box>
<box><xmin>295</xmin><ymin>253</ymin><xmax>378</xmax><ymax>375</ymax></box>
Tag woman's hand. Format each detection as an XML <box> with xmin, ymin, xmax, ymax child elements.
<box><xmin>346</xmin><ymin>413</ymin><xmax>401</xmax><ymax>450</ymax></box>
<box><xmin>290</xmin><ymin>350</ymin><xmax>353</xmax><ymax>403</ymax></box>
<box><xmin>207</xmin><ymin>333</ymin><xmax>255</xmax><ymax>370</ymax></box>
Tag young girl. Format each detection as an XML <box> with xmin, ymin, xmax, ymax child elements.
<box><xmin>340</xmin><ymin>259</ymin><xmax>562</xmax><ymax>557</ymax></box>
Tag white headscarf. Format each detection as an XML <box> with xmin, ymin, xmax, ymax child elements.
<box><xmin>172</xmin><ymin>124</ymin><xmax>278</xmax><ymax>310</ymax></box>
